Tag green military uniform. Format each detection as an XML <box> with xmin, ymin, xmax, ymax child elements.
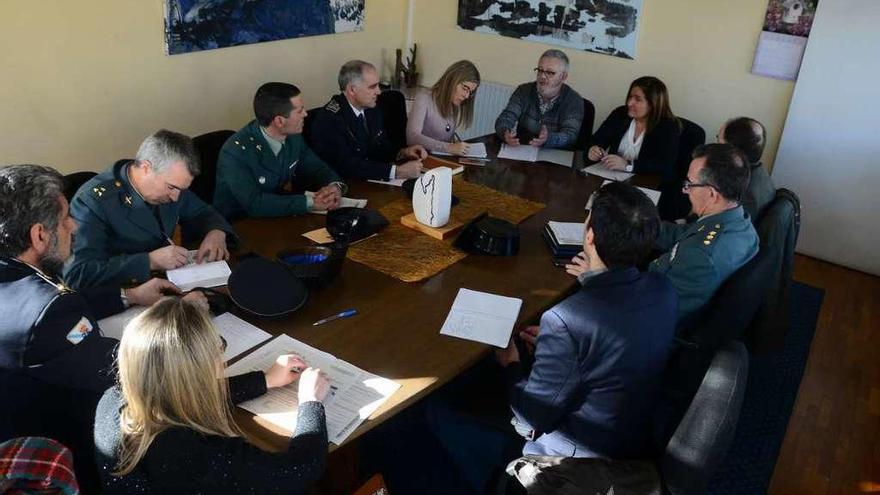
<box><xmin>213</xmin><ymin>120</ymin><xmax>344</xmax><ymax>220</ymax></box>
<box><xmin>649</xmin><ymin>205</ymin><xmax>759</xmax><ymax>328</ymax></box>
<box><xmin>64</xmin><ymin>160</ymin><xmax>236</xmax><ymax>289</ymax></box>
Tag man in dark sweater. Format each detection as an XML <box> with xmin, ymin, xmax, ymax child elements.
<box><xmin>718</xmin><ymin>116</ymin><xmax>776</xmax><ymax>222</ymax></box>
<box><xmin>495</xmin><ymin>49</ymin><xmax>584</xmax><ymax>149</ymax></box>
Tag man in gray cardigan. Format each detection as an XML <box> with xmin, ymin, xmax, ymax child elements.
<box><xmin>495</xmin><ymin>49</ymin><xmax>584</xmax><ymax>150</ymax></box>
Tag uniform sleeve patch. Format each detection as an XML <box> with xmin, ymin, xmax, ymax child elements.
<box><xmin>66</xmin><ymin>317</ymin><xmax>93</xmax><ymax>345</ymax></box>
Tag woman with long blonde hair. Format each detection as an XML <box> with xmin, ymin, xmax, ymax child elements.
<box><xmin>93</xmin><ymin>297</ymin><xmax>330</xmax><ymax>494</ymax></box>
<box><xmin>406</xmin><ymin>60</ymin><xmax>481</xmax><ymax>155</ymax></box>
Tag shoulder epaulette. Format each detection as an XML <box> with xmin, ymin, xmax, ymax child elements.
<box><xmin>701</xmin><ymin>223</ymin><xmax>723</xmax><ymax>246</ymax></box>
<box><xmin>324</xmin><ymin>99</ymin><xmax>341</xmax><ymax>114</ymax></box>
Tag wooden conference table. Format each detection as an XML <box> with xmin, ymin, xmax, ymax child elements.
<box><xmin>229</xmin><ymin>136</ymin><xmax>659</xmax><ymax>457</ymax></box>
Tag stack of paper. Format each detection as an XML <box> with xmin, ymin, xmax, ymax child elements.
<box><xmin>367</xmin><ymin>178</ymin><xmax>410</xmax><ymax>188</ymax></box>
<box><xmin>224</xmin><ymin>334</ymin><xmax>400</xmax><ymax>445</ymax></box>
<box><xmin>581</xmin><ymin>163</ymin><xmax>634</xmax><ymax>182</ymax></box>
<box><xmin>594</xmin><ymin>180</ymin><xmax>661</xmax><ymax>206</ymax></box>
<box><xmin>167</xmin><ymin>258</ymin><xmax>231</xmax><ymax>291</ymax></box>
<box><xmin>440</xmin><ymin>288</ymin><xmax>523</xmax><ymax>348</ymax></box>
<box><xmin>98</xmin><ymin>309</ymin><xmax>272</xmax><ymax>362</ymax></box>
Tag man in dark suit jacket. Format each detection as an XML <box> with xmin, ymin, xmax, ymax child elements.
<box><xmin>718</xmin><ymin>116</ymin><xmax>776</xmax><ymax>222</ymax></box>
<box><xmin>309</xmin><ymin>60</ymin><xmax>427</xmax><ymax>181</ymax></box>
<box><xmin>431</xmin><ymin>183</ymin><xmax>678</xmax><ymax>493</ymax></box>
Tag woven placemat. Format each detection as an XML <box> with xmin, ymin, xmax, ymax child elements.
<box><xmin>346</xmin><ymin>179</ymin><xmax>545</xmax><ymax>282</ymax></box>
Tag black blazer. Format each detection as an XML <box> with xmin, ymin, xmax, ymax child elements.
<box><xmin>94</xmin><ymin>371</ymin><xmax>328</xmax><ymax>494</ymax></box>
<box><xmin>588</xmin><ymin>105</ymin><xmax>681</xmax><ymax>180</ymax></box>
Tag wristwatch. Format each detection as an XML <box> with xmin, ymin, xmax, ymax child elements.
<box><xmin>120</xmin><ymin>288</ymin><xmax>131</xmax><ymax>308</ymax></box>
<box><xmin>624</xmin><ymin>161</ymin><xmax>634</xmax><ymax>173</ymax></box>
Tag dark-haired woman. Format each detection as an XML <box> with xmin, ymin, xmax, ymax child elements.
<box><xmin>587</xmin><ymin>76</ymin><xmax>681</xmax><ymax>179</ymax></box>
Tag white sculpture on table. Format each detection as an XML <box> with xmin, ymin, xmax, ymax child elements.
<box><xmin>412</xmin><ymin>167</ymin><xmax>452</xmax><ymax>228</ymax></box>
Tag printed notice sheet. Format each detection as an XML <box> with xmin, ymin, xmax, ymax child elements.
<box><xmin>432</xmin><ymin>142</ymin><xmax>488</xmax><ymax>159</ymax></box>
<box><xmin>537</xmin><ymin>149</ymin><xmax>575</xmax><ymax>167</ymax></box>
<box><xmin>166</xmin><ymin>254</ymin><xmax>231</xmax><ymax>291</ymax></box>
<box><xmin>224</xmin><ymin>334</ymin><xmax>400</xmax><ymax>445</ymax></box>
<box><xmin>99</xmin><ymin>310</ymin><xmax>271</xmax><ymax>361</ymax></box>
<box><xmin>581</xmin><ymin>163</ymin><xmax>634</xmax><ymax>182</ymax></box>
<box><xmin>440</xmin><ymin>288</ymin><xmax>523</xmax><ymax>348</ymax></box>
<box><xmin>599</xmin><ymin>180</ymin><xmax>661</xmax><ymax>205</ymax></box>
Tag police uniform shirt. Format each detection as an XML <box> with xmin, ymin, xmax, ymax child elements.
<box><xmin>649</xmin><ymin>205</ymin><xmax>759</xmax><ymax>328</ymax></box>
<box><xmin>213</xmin><ymin>120</ymin><xmax>344</xmax><ymax>220</ymax></box>
<box><xmin>309</xmin><ymin>93</ymin><xmax>400</xmax><ymax>181</ymax></box>
<box><xmin>0</xmin><ymin>257</ymin><xmax>120</xmax><ymax>392</ymax></box>
<box><xmin>64</xmin><ymin>160</ymin><xmax>237</xmax><ymax>289</ymax></box>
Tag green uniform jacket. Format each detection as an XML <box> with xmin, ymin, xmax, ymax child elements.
<box><xmin>64</xmin><ymin>160</ymin><xmax>236</xmax><ymax>289</ymax></box>
<box><xmin>213</xmin><ymin>120</ymin><xmax>343</xmax><ymax>220</ymax></box>
<box><xmin>649</xmin><ymin>206</ymin><xmax>759</xmax><ymax>328</ymax></box>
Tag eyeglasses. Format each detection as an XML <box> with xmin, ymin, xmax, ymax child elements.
<box><xmin>682</xmin><ymin>179</ymin><xmax>717</xmax><ymax>193</ymax></box>
<box><xmin>534</xmin><ymin>68</ymin><xmax>558</xmax><ymax>78</ymax></box>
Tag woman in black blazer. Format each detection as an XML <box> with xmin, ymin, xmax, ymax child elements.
<box><xmin>587</xmin><ymin>76</ymin><xmax>681</xmax><ymax>179</ymax></box>
<box><xmin>93</xmin><ymin>297</ymin><xmax>331</xmax><ymax>494</ymax></box>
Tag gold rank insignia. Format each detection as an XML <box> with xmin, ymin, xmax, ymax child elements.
<box><xmin>92</xmin><ymin>186</ymin><xmax>106</xmax><ymax>197</ymax></box>
<box><xmin>256</xmin><ymin>144</ymin><xmax>262</xmax><ymax>151</ymax></box>
<box><xmin>124</xmin><ymin>195</ymin><xmax>132</xmax><ymax>206</ymax></box>
<box><xmin>325</xmin><ymin>99</ymin><xmax>341</xmax><ymax>113</ymax></box>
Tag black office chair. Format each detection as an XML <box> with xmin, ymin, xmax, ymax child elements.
<box><xmin>573</xmin><ymin>97</ymin><xmax>596</xmax><ymax>150</ymax></box>
<box><xmin>749</xmin><ymin>188</ymin><xmax>801</xmax><ymax>353</ymax></box>
<box><xmin>377</xmin><ymin>90</ymin><xmax>408</xmax><ymax>151</ymax></box>
<box><xmin>657</xmin><ymin>118</ymin><xmax>705</xmax><ymax>221</ymax></box>
<box><xmin>660</xmin><ymin>340</ymin><xmax>749</xmax><ymax>495</ymax></box>
<box><xmin>62</xmin><ymin>171</ymin><xmax>97</xmax><ymax>202</ymax></box>
<box><xmin>190</xmin><ymin>130</ymin><xmax>234</xmax><ymax>204</ymax></box>
<box><xmin>495</xmin><ymin>342</ymin><xmax>749</xmax><ymax>495</ymax></box>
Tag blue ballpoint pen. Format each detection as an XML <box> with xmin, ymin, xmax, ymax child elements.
<box><xmin>312</xmin><ymin>309</ymin><xmax>357</xmax><ymax>326</ymax></box>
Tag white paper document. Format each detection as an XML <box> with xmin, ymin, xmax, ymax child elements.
<box><xmin>547</xmin><ymin>221</ymin><xmax>585</xmax><ymax>246</ymax></box>
<box><xmin>224</xmin><ymin>334</ymin><xmax>400</xmax><ymax>445</ymax></box>
<box><xmin>99</xmin><ymin>309</ymin><xmax>271</xmax><ymax>362</ymax></box>
<box><xmin>537</xmin><ymin>149</ymin><xmax>575</xmax><ymax>167</ymax></box>
<box><xmin>498</xmin><ymin>144</ymin><xmax>539</xmax><ymax>162</ymax></box>
<box><xmin>305</xmin><ymin>191</ymin><xmax>367</xmax><ymax>215</ymax></box>
<box><xmin>213</xmin><ymin>313</ymin><xmax>272</xmax><ymax>361</ymax></box>
<box><xmin>367</xmin><ymin>178</ymin><xmax>408</xmax><ymax>187</ymax></box>
<box><xmin>440</xmin><ymin>288</ymin><xmax>523</xmax><ymax>348</ymax></box>
<box><xmin>581</xmin><ymin>163</ymin><xmax>634</xmax><ymax>182</ymax></box>
<box><xmin>597</xmin><ymin>180</ymin><xmax>661</xmax><ymax>206</ymax></box>
<box><xmin>431</xmin><ymin>142</ymin><xmax>488</xmax><ymax>159</ymax></box>
<box><xmin>97</xmin><ymin>306</ymin><xmax>147</xmax><ymax>340</ymax></box>
<box><xmin>166</xmin><ymin>258</ymin><xmax>231</xmax><ymax>291</ymax></box>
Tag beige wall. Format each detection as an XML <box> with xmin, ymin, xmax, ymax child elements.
<box><xmin>412</xmin><ymin>0</ymin><xmax>795</xmax><ymax>168</ymax></box>
<box><xmin>0</xmin><ymin>0</ymin><xmax>406</xmax><ymax>173</ymax></box>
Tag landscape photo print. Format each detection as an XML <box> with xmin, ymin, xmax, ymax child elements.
<box><xmin>165</xmin><ymin>0</ymin><xmax>365</xmax><ymax>55</ymax></box>
<box><xmin>457</xmin><ymin>0</ymin><xmax>644</xmax><ymax>59</ymax></box>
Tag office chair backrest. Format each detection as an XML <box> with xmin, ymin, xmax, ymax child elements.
<box><xmin>657</xmin><ymin>118</ymin><xmax>705</xmax><ymax>221</ymax></box>
<box><xmin>190</xmin><ymin>130</ymin><xmax>235</xmax><ymax>204</ymax></box>
<box><xmin>62</xmin><ymin>171</ymin><xmax>97</xmax><ymax>202</ymax></box>
<box><xmin>574</xmin><ymin>97</ymin><xmax>596</xmax><ymax>150</ymax></box>
<box><xmin>377</xmin><ymin>90</ymin><xmax>408</xmax><ymax>151</ymax></box>
<box><xmin>749</xmin><ymin>188</ymin><xmax>801</xmax><ymax>353</ymax></box>
<box><xmin>661</xmin><ymin>340</ymin><xmax>749</xmax><ymax>495</ymax></box>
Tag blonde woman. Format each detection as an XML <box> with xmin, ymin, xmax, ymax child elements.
<box><xmin>406</xmin><ymin>60</ymin><xmax>481</xmax><ymax>155</ymax></box>
<box><xmin>93</xmin><ymin>298</ymin><xmax>330</xmax><ymax>494</ymax></box>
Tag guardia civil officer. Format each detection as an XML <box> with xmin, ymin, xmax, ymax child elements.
<box><xmin>648</xmin><ymin>143</ymin><xmax>759</xmax><ymax>329</ymax></box>
<box><xmin>0</xmin><ymin>164</ymin><xmax>204</xmax><ymax>492</ymax></box>
<box><xmin>214</xmin><ymin>82</ymin><xmax>347</xmax><ymax>220</ymax></box>
<box><xmin>310</xmin><ymin>60</ymin><xmax>428</xmax><ymax>181</ymax></box>
<box><xmin>64</xmin><ymin>129</ymin><xmax>237</xmax><ymax>289</ymax></box>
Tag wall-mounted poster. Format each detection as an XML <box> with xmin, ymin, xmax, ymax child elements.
<box><xmin>164</xmin><ymin>0</ymin><xmax>365</xmax><ymax>55</ymax></box>
<box><xmin>457</xmin><ymin>0</ymin><xmax>644</xmax><ymax>60</ymax></box>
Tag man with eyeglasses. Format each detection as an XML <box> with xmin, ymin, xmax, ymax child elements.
<box><xmin>65</xmin><ymin>130</ymin><xmax>237</xmax><ymax>289</ymax></box>
<box><xmin>494</xmin><ymin>49</ymin><xmax>584</xmax><ymax>149</ymax></box>
<box><xmin>647</xmin><ymin>143</ymin><xmax>758</xmax><ymax>329</ymax></box>
<box><xmin>213</xmin><ymin>82</ymin><xmax>346</xmax><ymax>221</ymax></box>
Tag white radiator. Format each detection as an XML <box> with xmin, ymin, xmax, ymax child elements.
<box><xmin>458</xmin><ymin>80</ymin><xmax>514</xmax><ymax>140</ymax></box>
